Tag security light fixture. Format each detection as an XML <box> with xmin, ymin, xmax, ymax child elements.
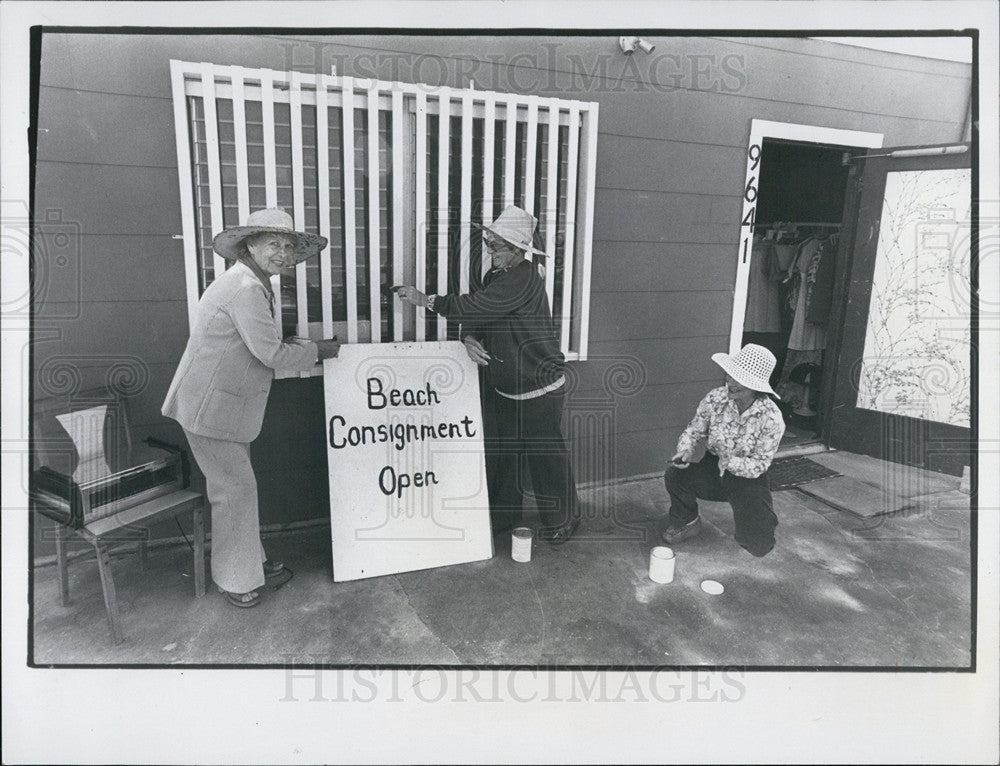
<box><xmin>619</xmin><ymin>36</ymin><xmax>655</xmax><ymax>55</ymax></box>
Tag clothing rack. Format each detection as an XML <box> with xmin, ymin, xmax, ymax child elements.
<box><xmin>760</xmin><ymin>221</ymin><xmax>841</xmax><ymax>229</ymax></box>
<box><xmin>757</xmin><ymin>221</ymin><xmax>841</xmax><ymax>242</ymax></box>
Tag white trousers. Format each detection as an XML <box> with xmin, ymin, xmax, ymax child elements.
<box><xmin>184</xmin><ymin>430</ymin><xmax>267</xmax><ymax>593</ymax></box>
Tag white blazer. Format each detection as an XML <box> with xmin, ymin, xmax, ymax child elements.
<box><xmin>162</xmin><ymin>261</ymin><xmax>317</xmax><ymax>443</ymax></box>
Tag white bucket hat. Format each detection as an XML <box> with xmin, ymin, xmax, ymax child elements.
<box><xmin>711</xmin><ymin>344</ymin><xmax>779</xmax><ymax>397</ymax></box>
<box><xmin>472</xmin><ymin>205</ymin><xmax>547</xmax><ymax>257</ymax></box>
<box><xmin>212</xmin><ymin>208</ymin><xmax>327</xmax><ymax>263</ymax></box>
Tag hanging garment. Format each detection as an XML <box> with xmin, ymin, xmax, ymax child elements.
<box><xmin>802</xmin><ymin>240</ymin><xmax>824</xmax><ymax>318</ymax></box>
<box><xmin>787</xmin><ymin>238</ymin><xmax>826</xmax><ymax>351</ymax></box>
<box><xmin>771</xmin><ymin>241</ymin><xmax>800</xmax><ymax>278</ymax></box>
<box><xmin>773</xmin><ymin>238</ymin><xmax>803</xmax><ymax>334</ymax></box>
<box><xmin>805</xmin><ymin>234</ymin><xmax>838</xmax><ymax>324</ymax></box>
<box><xmin>803</xmin><ymin>240</ymin><xmax>826</xmax><ymax>324</ymax></box>
<box><xmin>784</xmin><ymin>239</ymin><xmax>805</xmax><ymax>326</ymax></box>
<box><xmin>743</xmin><ymin>238</ymin><xmax>782</xmax><ymax>333</ymax></box>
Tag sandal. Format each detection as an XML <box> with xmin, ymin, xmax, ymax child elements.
<box><xmin>224</xmin><ymin>589</ymin><xmax>261</xmax><ymax>608</ymax></box>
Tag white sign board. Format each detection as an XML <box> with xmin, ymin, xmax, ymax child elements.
<box><xmin>323</xmin><ymin>341</ymin><xmax>493</xmax><ymax>581</ymax></box>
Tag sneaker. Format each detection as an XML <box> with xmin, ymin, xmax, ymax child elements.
<box><xmin>263</xmin><ymin>559</ymin><xmax>286</xmax><ymax>578</ymax></box>
<box><xmin>263</xmin><ymin>560</ymin><xmax>293</xmax><ymax>589</ymax></box>
<box><xmin>660</xmin><ymin>517</ymin><xmax>702</xmax><ymax>544</ymax></box>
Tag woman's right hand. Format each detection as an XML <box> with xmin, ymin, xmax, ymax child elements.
<box><xmin>316</xmin><ymin>338</ymin><xmax>341</xmax><ymax>360</ymax></box>
<box><xmin>463</xmin><ymin>335</ymin><xmax>490</xmax><ymax>367</ymax></box>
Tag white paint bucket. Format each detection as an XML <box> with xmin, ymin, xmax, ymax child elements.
<box><xmin>649</xmin><ymin>546</ymin><xmax>675</xmax><ymax>584</ymax></box>
<box><xmin>511</xmin><ymin>527</ymin><xmax>533</xmax><ymax>563</ymax></box>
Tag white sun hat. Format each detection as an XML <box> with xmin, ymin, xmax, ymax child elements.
<box><xmin>212</xmin><ymin>208</ymin><xmax>327</xmax><ymax>263</ymax></box>
<box><xmin>711</xmin><ymin>343</ymin><xmax>779</xmax><ymax>397</ymax></box>
<box><xmin>472</xmin><ymin>205</ymin><xmax>547</xmax><ymax>256</ymax></box>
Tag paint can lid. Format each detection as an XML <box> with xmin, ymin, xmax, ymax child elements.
<box><xmin>700</xmin><ymin>579</ymin><xmax>725</xmax><ymax>595</ymax></box>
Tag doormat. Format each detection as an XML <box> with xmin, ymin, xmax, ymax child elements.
<box><xmin>796</xmin><ymin>475</ymin><xmax>911</xmax><ymax>518</ymax></box>
<box><xmin>768</xmin><ymin>456</ymin><xmax>841</xmax><ymax>491</ymax></box>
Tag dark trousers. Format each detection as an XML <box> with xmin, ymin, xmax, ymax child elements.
<box><xmin>664</xmin><ymin>452</ymin><xmax>777</xmax><ymax>557</ymax></box>
<box><xmin>483</xmin><ymin>385</ymin><xmax>579</xmax><ymax>530</ymax></box>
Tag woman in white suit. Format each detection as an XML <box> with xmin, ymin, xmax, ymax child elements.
<box><xmin>163</xmin><ymin>209</ymin><xmax>340</xmax><ymax>608</ymax></box>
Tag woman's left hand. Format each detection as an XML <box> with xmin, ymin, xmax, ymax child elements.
<box><xmin>462</xmin><ymin>335</ymin><xmax>491</xmax><ymax>366</ymax></box>
<box><xmin>670</xmin><ymin>451</ymin><xmax>691</xmax><ymax>469</ymax></box>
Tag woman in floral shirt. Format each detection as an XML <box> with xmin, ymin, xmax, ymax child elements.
<box><xmin>661</xmin><ymin>344</ymin><xmax>785</xmax><ymax>557</ymax></box>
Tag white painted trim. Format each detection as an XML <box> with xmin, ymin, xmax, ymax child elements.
<box><xmin>198</xmin><ymin>63</ymin><xmax>226</xmax><ymax>281</ymax></box>
<box><xmin>560</xmin><ymin>104</ymin><xmax>581</xmax><ymax>356</ymax></box>
<box><xmin>728</xmin><ymin>119</ymin><xmax>884</xmax><ymax>355</ymax></box>
<box><xmin>341</xmin><ymin>76</ymin><xmax>358</xmax><ymax>344</ymax></box>
<box><xmin>459</xmin><ymin>91</ymin><xmax>473</xmax><ymax>296</ymax></box>
<box><xmin>523</xmin><ymin>96</ymin><xmax>539</xmax><ymax>216</ymax></box>
<box><xmin>180</xmin><ymin>64</ymin><xmax>593</xmax><ymax>109</ymax></box>
<box><xmin>436</xmin><ymin>89</ymin><xmax>451</xmax><ymax>341</ymax></box>
<box><xmin>260</xmin><ymin>70</ymin><xmax>283</xmax><ymax>343</ymax></box>
<box><xmin>481</xmin><ymin>95</ymin><xmax>496</xmax><ymax>281</ymax></box>
<box><xmin>414</xmin><ymin>89</ymin><xmax>427</xmax><ymax>342</ymax></box>
<box><xmin>184</xmin><ymin>78</ymin><xmax>584</xmax><ymax>126</ymax></box>
<box><xmin>367</xmin><ymin>84</ymin><xmax>382</xmax><ymax>343</ymax></box>
<box><xmin>173</xmin><ymin>61</ymin><xmax>598</xmax><ymax>361</ymax></box>
<box><xmin>576</xmin><ymin>104</ymin><xmax>599</xmax><ymax>360</ymax></box>
<box><xmin>230</xmin><ymin>67</ymin><xmax>251</xmax><ymax>227</ymax></box>
<box><xmin>290</xmin><ymin>71</ymin><xmax>310</xmax><ymax>360</ymax></box>
<box><xmin>543</xmin><ymin>104</ymin><xmax>559</xmax><ymax>306</ymax></box>
<box><xmin>260</xmin><ymin>70</ymin><xmax>278</xmax><ymax>210</ymax></box>
<box><xmin>169</xmin><ymin>60</ymin><xmax>200</xmax><ymax>331</ymax></box>
<box><xmin>391</xmin><ymin>89</ymin><xmax>405</xmax><ymax>343</ymax></box>
<box><xmin>316</xmin><ymin>75</ymin><xmax>334</xmax><ymax>340</ymax></box>
<box><xmin>503</xmin><ymin>98</ymin><xmax>516</xmax><ymax>208</ymax></box>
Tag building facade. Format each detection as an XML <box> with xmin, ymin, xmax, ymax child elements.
<box><xmin>32</xmin><ymin>33</ymin><xmax>974</xmax><ymax>553</ymax></box>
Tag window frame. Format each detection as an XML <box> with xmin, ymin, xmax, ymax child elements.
<box><xmin>169</xmin><ymin>59</ymin><xmax>599</xmax><ymax>376</ymax></box>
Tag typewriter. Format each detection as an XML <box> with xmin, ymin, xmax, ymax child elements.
<box><xmin>31</xmin><ymin>389</ymin><xmax>189</xmax><ymax>529</ymax></box>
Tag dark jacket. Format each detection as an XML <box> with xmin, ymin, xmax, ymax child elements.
<box><xmin>432</xmin><ymin>260</ymin><xmax>565</xmax><ymax>396</ymax></box>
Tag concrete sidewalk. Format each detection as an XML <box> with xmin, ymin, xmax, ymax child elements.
<box><xmin>30</xmin><ymin>450</ymin><xmax>972</xmax><ymax>667</ymax></box>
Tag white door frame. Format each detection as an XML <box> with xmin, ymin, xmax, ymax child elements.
<box><xmin>728</xmin><ymin>119</ymin><xmax>885</xmax><ymax>354</ymax></box>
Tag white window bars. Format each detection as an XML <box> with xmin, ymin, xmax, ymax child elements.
<box><xmin>170</xmin><ymin>60</ymin><xmax>598</xmax><ymax>377</ymax></box>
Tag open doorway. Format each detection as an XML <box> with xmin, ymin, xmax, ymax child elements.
<box><xmin>731</xmin><ymin>121</ymin><xmax>884</xmax><ymax>451</ymax></box>
<box><xmin>741</xmin><ymin>138</ymin><xmax>856</xmax><ymax>450</ymax></box>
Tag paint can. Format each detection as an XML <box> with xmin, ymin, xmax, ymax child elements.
<box><xmin>648</xmin><ymin>546</ymin><xmax>675</xmax><ymax>584</ymax></box>
<box><xmin>511</xmin><ymin>527</ymin><xmax>533</xmax><ymax>563</ymax></box>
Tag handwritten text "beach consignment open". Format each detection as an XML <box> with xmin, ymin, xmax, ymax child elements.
<box><xmin>328</xmin><ymin>378</ymin><xmax>479</xmax><ymax>498</ymax></box>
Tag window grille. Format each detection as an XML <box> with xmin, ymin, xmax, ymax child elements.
<box><xmin>170</xmin><ymin>60</ymin><xmax>598</xmax><ymax>377</ymax></box>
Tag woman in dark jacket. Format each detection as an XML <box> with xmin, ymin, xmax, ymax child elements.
<box><xmin>396</xmin><ymin>205</ymin><xmax>580</xmax><ymax>544</ymax></box>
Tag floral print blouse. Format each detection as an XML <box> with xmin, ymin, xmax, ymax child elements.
<box><xmin>676</xmin><ymin>386</ymin><xmax>786</xmax><ymax>478</ymax></box>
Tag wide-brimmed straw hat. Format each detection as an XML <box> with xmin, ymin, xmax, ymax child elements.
<box><xmin>212</xmin><ymin>208</ymin><xmax>327</xmax><ymax>263</ymax></box>
<box><xmin>472</xmin><ymin>205</ymin><xmax>547</xmax><ymax>257</ymax></box>
<box><xmin>711</xmin><ymin>344</ymin><xmax>779</xmax><ymax>397</ymax></box>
